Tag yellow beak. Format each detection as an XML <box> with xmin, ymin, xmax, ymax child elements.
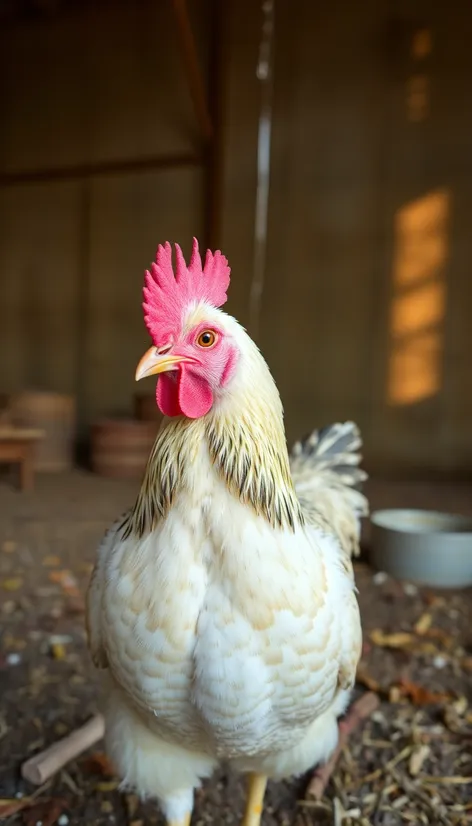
<box><xmin>135</xmin><ymin>347</ymin><xmax>187</xmax><ymax>381</ymax></box>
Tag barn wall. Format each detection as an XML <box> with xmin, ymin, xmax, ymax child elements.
<box><xmin>1</xmin><ymin>0</ymin><xmax>472</xmax><ymax>474</ymax></box>
<box><xmin>0</xmin><ymin>0</ymin><xmax>209</xmax><ymax>426</ymax></box>
<box><xmin>218</xmin><ymin>0</ymin><xmax>472</xmax><ymax>474</ymax></box>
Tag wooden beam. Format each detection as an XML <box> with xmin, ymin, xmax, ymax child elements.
<box><xmin>205</xmin><ymin>0</ymin><xmax>226</xmax><ymax>249</ymax></box>
<box><xmin>171</xmin><ymin>0</ymin><xmax>214</xmax><ymax>142</ymax></box>
<box><xmin>0</xmin><ymin>151</ymin><xmax>202</xmax><ymax>186</ymax></box>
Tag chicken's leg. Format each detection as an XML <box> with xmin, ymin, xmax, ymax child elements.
<box><xmin>241</xmin><ymin>773</ymin><xmax>267</xmax><ymax>826</ymax></box>
<box><xmin>168</xmin><ymin>816</ymin><xmax>191</xmax><ymax>826</ymax></box>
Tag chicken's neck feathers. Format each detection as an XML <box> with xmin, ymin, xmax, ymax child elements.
<box><xmin>122</xmin><ymin>351</ymin><xmax>303</xmax><ymax>539</ymax></box>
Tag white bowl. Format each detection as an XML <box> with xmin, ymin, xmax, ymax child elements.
<box><xmin>370</xmin><ymin>508</ymin><xmax>472</xmax><ymax>589</ymax></box>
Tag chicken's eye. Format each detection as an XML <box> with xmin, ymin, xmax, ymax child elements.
<box><xmin>197</xmin><ymin>330</ymin><xmax>217</xmax><ymax>348</ymax></box>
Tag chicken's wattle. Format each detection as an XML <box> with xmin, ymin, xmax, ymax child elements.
<box><xmin>157</xmin><ymin>363</ymin><xmax>213</xmax><ymax>419</ymax></box>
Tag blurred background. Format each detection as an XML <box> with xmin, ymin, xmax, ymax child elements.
<box><xmin>1</xmin><ymin>3</ymin><xmax>472</xmax><ymax>824</ymax></box>
<box><xmin>1</xmin><ymin>0</ymin><xmax>470</xmax><ymax>478</ymax></box>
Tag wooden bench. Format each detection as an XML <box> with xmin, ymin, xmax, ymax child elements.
<box><xmin>0</xmin><ymin>427</ymin><xmax>44</xmax><ymax>491</ymax></box>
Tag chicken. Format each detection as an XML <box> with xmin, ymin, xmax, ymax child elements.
<box><xmin>86</xmin><ymin>238</ymin><xmax>368</xmax><ymax>826</ymax></box>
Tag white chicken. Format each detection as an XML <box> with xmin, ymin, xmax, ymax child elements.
<box><xmin>86</xmin><ymin>239</ymin><xmax>368</xmax><ymax>826</ymax></box>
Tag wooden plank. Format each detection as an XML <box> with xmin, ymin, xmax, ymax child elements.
<box><xmin>0</xmin><ymin>428</ymin><xmax>44</xmax><ymax>440</ymax></box>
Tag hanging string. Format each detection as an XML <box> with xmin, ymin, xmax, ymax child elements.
<box><xmin>249</xmin><ymin>0</ymin><xmax>274</xmax><ymax>339</ymax></box>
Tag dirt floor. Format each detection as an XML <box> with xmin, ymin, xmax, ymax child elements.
<box><xmin>0</xmin><ymin>471</ymin><xmax>471</xmax><ymax>826</ymax></box>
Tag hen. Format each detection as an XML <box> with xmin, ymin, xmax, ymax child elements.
<box><xmin>86</xmin><ymin>239</ymin><xmax>368</xmax><ymax>826</ymax></box>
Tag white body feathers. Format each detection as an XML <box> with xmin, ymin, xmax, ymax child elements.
<box><xmin>86</xmin><ymin>307</ymin><xmax>366</xmax><ymax>822</ymax></box>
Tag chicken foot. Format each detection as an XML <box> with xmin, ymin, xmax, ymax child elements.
<box><xmin>241</xmin><ymin>773</ymin><xmax>268</xmax><ymax>826</ymax></box>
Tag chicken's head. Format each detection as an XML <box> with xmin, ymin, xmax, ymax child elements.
<box><xmin>135</xmin><ymin>238</ymin><xmax>240</xmax><ymax>419</ymax></box>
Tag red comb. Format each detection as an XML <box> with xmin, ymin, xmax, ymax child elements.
<box><xmin>143</xmin><ymin>238</ymin><xmax>231</xmax><ymax>345</ymax></box>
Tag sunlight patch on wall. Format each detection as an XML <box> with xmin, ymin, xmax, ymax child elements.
<box><xmin>387</xmin><ymin>189</ymin><xmax>450</xmax><ymax>406</ymax></box>
<box><xmin>407</xmin><ymin>27</ymin><xmax>433</xmax><ymax>123</ymax></box>
<box><xmin>390</xmin><ymin>280</ymin><xmax>445</xmax><ymax>337</ymax></box>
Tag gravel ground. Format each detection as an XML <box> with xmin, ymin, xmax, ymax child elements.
<box><xmin>0</xmin><ymin>471</ymin><xmax>471</xmax><ymax>826</ymax></box>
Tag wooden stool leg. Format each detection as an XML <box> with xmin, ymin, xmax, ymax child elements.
<box><xmin>20</xmin><ymin>446</ymin><xmax>34</xmax><ymax>492</ymax></box>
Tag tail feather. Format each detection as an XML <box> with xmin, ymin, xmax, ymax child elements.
<box><xmin>289</xmin><ymin>422</ymin><xmax>369</xmax><ymax>557</ymax></box>
<box><xmin>290</xmin><ymin>421</ymin><xmax>367</xmax><ymax>490</ymax></box>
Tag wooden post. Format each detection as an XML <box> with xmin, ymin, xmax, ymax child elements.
<box><xmin>205</xmin><ymin>0</ymin><xmax>226</xmax><ymax>250</ymax></box>
<box><xmin>171</xmin><ymin>0</ymin><xmax>214</xmax><ymax>142</ymax></box>
<box><xmin>75</xmin><ymin>181</ymin><xmax>91</xmax><ymax>448</ymax></box>
<box><xmin>0</xmin><ymin>429</ymin><xmax>43</xmax><ymax>491</ymax></box>
<box><xmin>20</xmin><ymin>443</ymin><xmax>34</xmax><ymax>492</ymax></box>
